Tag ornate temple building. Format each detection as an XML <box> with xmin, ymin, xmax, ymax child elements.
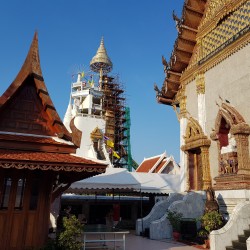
<box><xmin>0</xmin><ymin>33</ymin><xmax>107</xmax><ymax>250</ymax></box>
<box><xmin>156</xmin><ymin>0</ymin><xmax>250</xmax><ymax>215</ymax></box>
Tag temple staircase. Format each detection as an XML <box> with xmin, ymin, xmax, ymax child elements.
<box><xmin>226</xmin><ymin>226</ymin><xmax>250</xmax><ymax>250</ymax></box>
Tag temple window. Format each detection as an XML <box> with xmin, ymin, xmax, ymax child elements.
<box><xmin>14</xmin><ymin>178</ymin><xmax>26</xmax><ymax>210</ymax></box>
<box><xmin>0</xmin><ymin>177</ymin><xmax>12</xmax><ymax>209</ymax></box>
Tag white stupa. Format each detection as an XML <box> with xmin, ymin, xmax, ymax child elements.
<box><xmin>63</xmin><ymin>38</ymin><xmax>113</xmax><ymax>165</ymax></box>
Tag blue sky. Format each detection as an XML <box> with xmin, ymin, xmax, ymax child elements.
<box><xmin>0</xmin><ymin>0</ymin><xmax>184</xmax><ymax>165</ymax></box>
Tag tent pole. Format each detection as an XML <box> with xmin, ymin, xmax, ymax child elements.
<box><xmin>140</xmin><ymin>189</ymin><xmax>144</xmax><ymax>236</ymax></box>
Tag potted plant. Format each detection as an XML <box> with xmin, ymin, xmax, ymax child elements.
<box><xmin>166</xmin><ymin>210</ymin><xmax>183</xmax><ymax>241</ymax></box>
<box><xmin>197</xmin><ymin>228</ymin><xmax>209</xmax><ymax>246</ymax></box>
<box><xmin>199</xmin><ymin>210</ymin><xmax>224</xmax><ymax>248</ymax></box>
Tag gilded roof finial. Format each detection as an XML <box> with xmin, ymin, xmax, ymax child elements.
<box><xmin>90</xmin><ymin>37</ymin><xmax>113</xmax><ymax>74</ymax></box>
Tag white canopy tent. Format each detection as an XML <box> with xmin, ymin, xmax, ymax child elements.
<box><xmin>66</xmin><ymin>167</ymin><xmax>181</xmax><ymax>194</ymax></box>
<box><xmin>67</xmin><ymin>167</ymin><xmax>140</xmax><ymax>193</ymax></box>
<box><xmin>132</xmin><ymin>172</ymin><xmax>180</xmax><ymax>194</ymax></box>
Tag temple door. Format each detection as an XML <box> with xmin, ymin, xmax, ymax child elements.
<box><xmin>188</xmin><ymin>149</ymin><xmax>202</xmax><ymax>190</ymax></box>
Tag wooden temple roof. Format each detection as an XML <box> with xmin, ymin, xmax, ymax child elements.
<box><xmin>0</xmin><ymin>32</ymin><xmax>71</xmax><ymax>140</ymax></box>
<box><xmin>158</xmin><ymin>0</ymin><xmax>207</xmax><ymax>106</ymax></box>
<box><xmin>0</xmin><ymin>32</ymin><xmax>107</xmax><ymax>174</ymax></box>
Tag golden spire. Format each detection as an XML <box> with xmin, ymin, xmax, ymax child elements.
<box><xmin>90</xmin><ymin>37</ymin><xmax>113</xmax><ymax>73</ymax></box>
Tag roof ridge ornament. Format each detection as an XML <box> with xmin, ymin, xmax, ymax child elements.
<box><xmin>173</xmin><ymin>10</ymin><xmax>182</xmax><ymax>34</ymax></box>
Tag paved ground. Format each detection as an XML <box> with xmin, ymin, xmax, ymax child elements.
<box><xmin>125</xmin><ymin>233</ymin><xmax>198</xmax><ymax>250</ymax></box>
<box><xmin>83</xmin><ymin>231</ymin><xmax>199</xmax><ymax>250</ymax></box>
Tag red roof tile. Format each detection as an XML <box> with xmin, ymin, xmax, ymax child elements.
<box><xmin>0</xmin><ymin>149</ymin><xmax>102</xmax><ymax>165</ymax></box>
<box><xmin>155</xmin><ymin>159</ymin><xmax>166</xmax><ymax>173</ymax></box>
<box><xmin>136</xmin><ymin>157</ymin><xmax>160</xmax><ymax>172</ymax></box>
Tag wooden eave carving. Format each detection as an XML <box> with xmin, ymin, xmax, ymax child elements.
<box><xmin>177</xmin><ymin>38</ymin><xmax>196</xmax><ymax>53</ymax></box>
<box><xmin>157</xmin><ymin>96</ymin><xmax>173</xmax><ymax>105</ymax></box>
<box><xmin>186</xmin><ymin>0</ymin><xmax>207</xmax><ymax>12</ymax></box>
<box><xmin>159</xmin><ymin>0</ymin><xmax>207</xmax><ymax>106</ymax></box>
<box><xmin>0</xmin><ymin>32</ymin><xmax>72</xmax><ymax>142</ymax></box>
<box><xmin>181</xmin><ymin>29</ymin><xmax>197</xmax><ymax>43</ymax></box>
<box><xmin>166</xmin><ymin>78</ymin><xmax>180</xmax><ymax>86</ymax></box>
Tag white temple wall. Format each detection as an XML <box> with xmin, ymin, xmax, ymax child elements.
<box><xmin>185</xmin><ymin>79</ymin><xmax>198</xmax><ymax>120</ymax></box>
<box><xmin>73</xmin><ymin>115</ymin><xmax>106</xmax><ymax>158</ymax></box>
<box><xmin>197</xmin><ymin>93</ymin><xmax>206</xmax><ymax>134</ymax></box>
<box><xmin>204</xmin><ymin>44</ymin><xmax>250</xmax><ymax>181</ymax></box>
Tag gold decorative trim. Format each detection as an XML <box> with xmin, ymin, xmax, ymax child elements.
<box><xmin>195</xmin><ymin>72</ymin><xmax>205</xmax><ymax>94</ymax></box>
<box><xmin>0</xmin><ymin>162</ymin><xmax>105</xmax><ymax>173</ymax></box>
<box><xmin>175</xmin><ymin>85</ymin><xmax>187</xmax><ymax>117</ymax></box>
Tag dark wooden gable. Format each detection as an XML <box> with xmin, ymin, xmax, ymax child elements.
<box><xmin>0</xmin><ymin>32</ymin><xmax>71</xmax><ymax>140</ymax></box>
<box><xmin>0</xmin><ymin>76</ymin><xmax>54</xmax><ymax>135</ymax></box>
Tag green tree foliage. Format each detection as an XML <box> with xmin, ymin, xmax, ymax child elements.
<box><xmin>200</xmin><ymin>210</ymin><xmax>224</xmax><ymax>233</ymax></box>
<box><xmin>58</xmin><ymin>215</ymin><xmax>83</xmax><ymax>250</ymax></box>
